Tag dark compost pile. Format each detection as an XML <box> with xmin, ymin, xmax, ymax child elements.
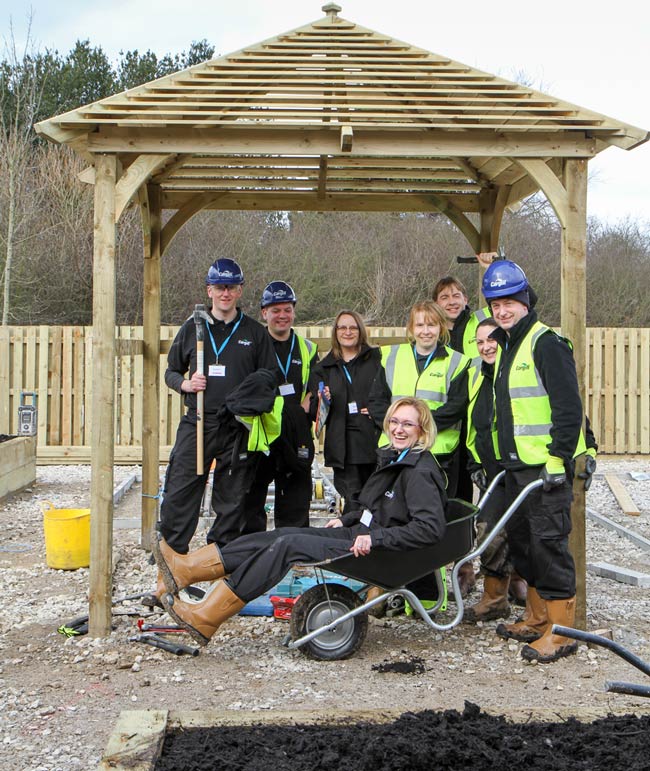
<box><xmin>156</xmin><ymin>702</ymin><xmax>650</xmax><ymax>771</ymax></box>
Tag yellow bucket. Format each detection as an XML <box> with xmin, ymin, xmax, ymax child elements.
<box><xmin>41</xmin><ymin>501</ymin><xmax>90</xmax><ymax>570</ymax></box>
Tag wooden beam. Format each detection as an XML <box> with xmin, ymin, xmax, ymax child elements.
<box><xmin>340</xmin><ymin>125</ymin><xmax>353</xmax><ymax>152</ymax></box>
<box><xmin>426</xmin><ymin>193</ymin><xmax>480</xmax><ymax>253</ymax></box>
<box><xmin>88</xmin><ymin>127</ymin><xmax>598</xmax><ymax>158</ymax></box>
<box><xmin>604</xmin><ymin>474</ymin><xmax>641</xmax><ymax>517</ymax></box>
<box><xmin>114</xmin><ymin>154</ymin><xmax>173</xmax><ymax>222</ymax></box>
<box><xmin>89</xmin><ymin>154</ymin><xmax>117</xmax><ymax>638</ymax></box>
<box><xmin>78</xmin><ymin>167</ymin><xmax>95</xmax><ymax>185</ymax></box>
<box><xmin>161</xmin><ymin>192</ymin><xmax>226</xmax><ymax>255</ymax></box>
<box><xmin>513</xmin><ymin>159</ymin><xmax>569</xmax><ymax>228</ymax></box>
<box><xmin>562</xmin><ymin>157</ymin><xmax>588</xmax><ymax>631</ymax></box>
<box><xmin>317</xmin><ymin>156</ymin><xmax>328</xmax><ymax>199</ymax></box>
<box><xmin>141</xmin><ymin>184</ymin><xmax>162</xmax><ymax>549</ymax></box>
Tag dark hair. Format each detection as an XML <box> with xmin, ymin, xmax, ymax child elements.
<box><xmin>432</xmin><ymin>276</ymin><xmax>468</xmax><ymax>302</ymax></box>
<box><xmin>330</xmin><ymin>309</ymin><xmax>370</xmax><ymax>359</ymax></box>
<box><xmin>477</xmin><ymin>317</ymin><xmax>498</xmax><ymax>330</ymax></box>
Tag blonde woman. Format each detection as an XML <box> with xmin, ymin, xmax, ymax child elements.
<box><xmin>152</xmin><ymin>398</ymin><xmax>448</xmax><ymax>647</ymax></box>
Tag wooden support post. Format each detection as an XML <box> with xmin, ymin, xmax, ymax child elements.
<box><xmin>89</xmin><ymin>154</ymin><xmax>117</xmax><ymax>637</ymax></box>
<box><xmin>562</xmin><ymin>158</ymin><xmax>588</xmax><ymax>630</ymax></box>
<box><xmin>141</xmin><ymin>185</ymin><xmax>162</xmax><ymax>549</ymax></box>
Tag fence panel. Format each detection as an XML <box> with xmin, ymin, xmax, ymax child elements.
<box><xmin>0</xmin><ymin>325</ymin><xmax>647</xmax><ymax>460</ymax></box>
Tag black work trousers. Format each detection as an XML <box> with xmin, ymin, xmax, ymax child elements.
<box><xmin>333</xmin><ymin>463</ymin><xmax>376</xmax><ymax>514</ymax></box>
<box><xmin>242</xmin><ymin>450</ymin><xmax>312</xmax><ymax>534</ymax></box>
<box><xmin>475</xmin><ymin>477</ymin><xmax>511</xmax><ymax>579</ymax></box>
<box><xmin>221</xmin><ymin>526</ymin><xmax>362</xmax><ymax>602</ymax></box>
<box><xmin>503</xmin><ymin>467</ymin><xmax>576</xmax><ymax>599</ymax></box>
<box><xmin>160</xmin><ymin>414</ymin><xmax>257</xmax><ymax>552</ymax></box>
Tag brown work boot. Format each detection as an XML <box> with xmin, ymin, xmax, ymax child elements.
<box><xmin>508</xmin><ymin>572</ymin><xmax>528</xmax><ymax>607</ymax></box>
<box><xmin>464</xmin><ymin>576</ymin><xmax>511</xmax><ymax>623</ymax></box>
<box><xmin>366</xmin><ymin>585</ymin><xmax>387</xmax><ymax>618</ymax></box>
<box><xmin>495</xmin><ymin>587</ymin><xmax>548</xmax><ymax>642</ymax></box>
<box><xmin>162</xmin><ymin>580</ymin><xmax>245</xmax><ymax>646</ymax></box>
<box><xmin>141</xmin><ymin>570</ymin><xmax>166</xmax><ymax>609</ymax></box>
<box><xmin>521</xmin><ymin>597</ymin><xmax>578</xmax><ymax>663</ymax></box>
<box><xmin>153</xmin><ymin>538</ymin><xmax>225</xmax><ymax>595</ymax></box>
<box><xmin>456</xmin><ymin>561</ymin><xmax>476</xmax><ymax>599</ymax></box>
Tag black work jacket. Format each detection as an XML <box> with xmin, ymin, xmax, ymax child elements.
<box><xmin>165</xmin><ymin>309</ymin><xmax>277</xmax><ymax>427</ymax></box>
<box><xmin>340</xmin><ymin>448</ymin><xmax>448</xmax><ymax>551</ymax></box>
<box><xmin>469</xmin><ymin>362</ymin><xmax>502</xmax><ymax>480</ymax></box>
<box><xmin>491</xmin><ymin>310</ymin><xmax>583</xmax><ymax>469</ymax></box>
<box><xmin>308</xmin><ymin>345</ymin><xmax>382</xmax><ymax>469</ymax></box>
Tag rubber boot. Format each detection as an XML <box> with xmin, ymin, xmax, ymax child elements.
<box><xmin>162</xmin><ymin>580</ymin><xmax>245</xmax><ymax>646</ymax></box>
<box><xmin>495</xmin><ymin>587</ymin><xmax>548</xmax><ymax>642</ymax></box>
<box><xmin>141</xmin><ymin>570</ymin><xmax>166</xmax><ymax>609</ymax></box>
<box><xmin>464</xmin><ymin>576</ymin><xmax>511</xmax><ymax>623</ymax></box>
<box><xmin>521</xmin><ymin>597</ymin><xmax>578</xmax><ymax>663</ymax></box>
<box><xmin>508</xmin><ymin>572</ymin><xmax>528</xmax><ymax>608</ymax></box>
<box><xmin>153</xmin><ymin>538</ymin><xmax>226</xmax><ymax>595</ymax></box>
<box><xmin>456</xmin><ymin>562</ymin><xmax>476</xmax><ymax>599</ymax></box>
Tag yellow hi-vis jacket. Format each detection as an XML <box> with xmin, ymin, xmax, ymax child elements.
<box><xmin>466</xmin><ymin>363</ymin><xmax>493</xmax><ymax>466</ymax></box>
<box><xmin>380</xmin><ymin>343</ymin><xmax>470</xmax><ymax>455</ymax></box>
<box><xmin>462</xmin><ymin>307</ymin><xmax>492</xmax><ymax>363</ymax></box>
<box><xmin>296</xmin><ymin>335</ymin><xmax>317</xmax><ymax>401</ymax></box>
<box><xmin>237</xmin><ymin>396</ymin><xmax>284</xmax><ymax>454</ymax></box>
<box><xmin>494</xmin><ymin>320</ymin><xmax>586</xmax><ymax>465</ymax></box>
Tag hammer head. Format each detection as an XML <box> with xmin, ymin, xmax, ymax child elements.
<box><xmin>193</xmin><ymin>303</ymin><xmax>213</xmax><ymax>325</ymax></box>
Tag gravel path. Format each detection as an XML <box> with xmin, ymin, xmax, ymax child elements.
<box><xmin>0</xmin><ymin>457</ymin><xmax>649</xmax><ymax>770</ymax></box>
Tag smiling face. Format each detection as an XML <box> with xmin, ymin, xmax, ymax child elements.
<box><xmin>262</xmin><ymin>302</ymin><xmax>295</xmax><ymax>340</ymax></box>
<box><xmin>387</xmin><ymin>404</ymin><xmax>423</xmax><ymax>451</ymax></box>
<box><xmin>207</xmin><ymin>283</ymin><xmax>243</xmax><ymax>319</ymax></box>
<box><xmin>489</xmin><ymin>297</ymin><xmax>529</xmax><ymax>332</ymax></box>
<box><xmin>435</xmin><ymin>283</ymin><xmax>468</xmax><ymax>324</ymax></box>
<box><xmin>475</xmin><ymin>322</ymin><xmax>499</xmax><ymax>364</ymax></box>
<box><xmin>412</xmin><ymin>311</ymin><xmax>440</xmax><ymax>355</ymax></box>
<box><xmin>335</xmin><ymin>313</ymin><xmax>361</xmax><ymax>354</ymax></box>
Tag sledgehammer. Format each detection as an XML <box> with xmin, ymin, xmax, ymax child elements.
<box><xmin>193</xmin><ymin>304</ymin><xmax>213</xmax><ymax>474</ymax></box>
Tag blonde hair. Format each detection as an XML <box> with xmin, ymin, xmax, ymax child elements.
<box><xmin>406</xmin><ymin>300</ymin><xmax>451</xmax><ymax>346</ymax></box>
<box><xmin>384</xmin><ymin>397</ymin><xmax>437</xmax><ymax>452</ymax></box>
<box><xmin>330</xmin><ymin>309</ymin><xmax>370</xmax><ymax>359</ymax></box>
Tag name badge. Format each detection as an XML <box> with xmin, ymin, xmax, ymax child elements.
<box><xmin>348</xmin><ymin>401</ymin><xmax>358</xmax><ymax>414</ymax></box>
<box><xmin>360</xmin><ymin>509</ymin><xmax>373</xmax><ymax>527</ymax></box>
<box><xmin>209</xmin><ymin>364</ymin><xmax>226</xmax><ymax>377</ymax></box>
<box><xmin>279</xmin><ymin>382</ymin><xmax>296</xmax><ymax>396</ymax></box>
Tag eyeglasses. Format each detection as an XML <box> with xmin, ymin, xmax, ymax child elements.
<box><xmin>210</xmin><ymin>284</ymin><xmax>240</xmax><ymax>294</ymax></box>
<box><xmin>388</xmin><ymin>418</ymin><xmax>420</xmax><ymax>430</ymax></box>
<box><xmin>336</xmin><ymin>325</ymin><xmax>359</xmax><ymax>332</ymax></box>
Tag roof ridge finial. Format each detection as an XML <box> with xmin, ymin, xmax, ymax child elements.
<box><xmin>322</xmin><ymin>3</ymin><xmax>342</xmax><ymax>19</ymax></box>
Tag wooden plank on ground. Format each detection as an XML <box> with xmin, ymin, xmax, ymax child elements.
<box><xmin>604</xmin><ymin>474</ymin><xmax>641</xmax><ymax>517</ymax></box>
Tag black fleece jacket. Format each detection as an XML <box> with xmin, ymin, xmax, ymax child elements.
<box><xmin>491</xmin><ymin>310</ymin><xmax>583</xmax><ymax>470</ymax></box>
<box><xmin>340</xmin><ymin>447</ymin><xmax>448</xmax><ymax>551</ymax></box>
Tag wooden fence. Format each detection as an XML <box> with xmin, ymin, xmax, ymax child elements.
<box><xmin>0</xmin><ymin>326</ymin><xmax>648</xmax><ymax>462</ymax></box>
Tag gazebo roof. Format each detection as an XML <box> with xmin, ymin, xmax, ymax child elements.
<box><xmin>35</xmin><ymin>4</ymin><xmax>648</xmax><ymax>214</ymax></box>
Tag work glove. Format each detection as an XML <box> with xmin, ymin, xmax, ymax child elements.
<box><xmin>470</xmin><ymin>469</ymin><xmax>488</xmax><ymax>492</ymax></box>
<box><xmin>540</xmin><ymin>456</ymin><xmax>566</xmax><ymax>492</ymax></box>
<box><xmin>577</xmin><ymin>449</ymin><xmax>597</xmax><ymax>491</ymax></box>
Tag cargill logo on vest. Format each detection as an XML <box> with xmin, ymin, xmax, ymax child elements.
<box><xmin>515</xmin><ymin>362</ymin><xmax>530</xmax><ymax>371</ymax></box>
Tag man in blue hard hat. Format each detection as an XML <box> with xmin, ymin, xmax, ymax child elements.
<box><xmin>242</xmin><ymin>280</ymin><xmax>318</xmax><ymax>532</ymax></box>
<box><xmin>481</xmin><ymin>258</ymin><xmax>587</xmax><ymax>663</ymax></box>
<box><xmin>144</xmin><ymin>258</ymin><xmax>278</xmax><ymax>608</ymax></box>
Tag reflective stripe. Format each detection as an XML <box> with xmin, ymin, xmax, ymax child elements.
<box><xmin>513</xmin><ymin>424</ymin><xmax>552</xmax><ymax>436</ymax></box>
<box><xmin>383</xmin><ymin>345</ymin><xmax>400</xmax><ymax>386</ymax></box>
<box><xmin>446</xmin><ymin>350</ymin><xmax>464</xmax><ymax>392</ymax></box>
<box><xmin>509</xmin><ymin>385</ymin><xmax>548</xmax><ymax>398</ymax></box>
<box><xmin>474</xmin><ymin>307</ymin><xmax>491</xmax><ymax>322</ymax></box>
<box><xmin>296</xmin><ymin>335</ymin><xmax>315</xmax><ymax>401</ymax></box>
<box><xmin>415</xmin><ymin>389</ymin><xmax>446</xmax><ymax>402</ymax></box>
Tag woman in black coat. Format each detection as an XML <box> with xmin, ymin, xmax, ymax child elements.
<box><xmin>153</xmin><ymin>398</ymin><xmax>448</xmax><ymax>646</ymax></box>
<box><xmin>309</xmin><ymin>310</ymin><xmax>382</xmax><ymax>513</ymax></box>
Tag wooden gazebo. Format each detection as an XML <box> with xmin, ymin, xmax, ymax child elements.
<box><xmin>35</xmin><ymin>4</ymin><xmax>648</xmax><ymax>636</ymax></box>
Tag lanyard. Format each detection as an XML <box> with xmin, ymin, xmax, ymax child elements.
<box><xmin>392</xmin><ymin>449</ymin><xmax>409</xmax><ymax>464</ymax></box>
<box><xmin>206</xmin><ymin>312</ymin><xmax>242</xmax><ymax>363</ymax></box>
<box><xmin>275</xmin><ymin>332</ymin><xmax>296</xmax><ymax>382</ymax></box>
<box><xmin>412</xmin><ymin>344</ymin><xmax>435</xmax><ymax>372</ymax></box>
<box><xmin>342</xmin><ymin>364</ymin><xmax>352</xmax><ymax>384</ymax></box>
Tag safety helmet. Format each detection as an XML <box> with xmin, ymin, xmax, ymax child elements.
<box><xmin>260</xmin><ymin>280</ymin><xmax>297</xmax><ymax>308</ymax></box>
<box><xmin>205</xmin><ymin>258</ymin><xmax>244</xmax><ymax>285</ymax></box>
<box><xmin>482</xmin><ymin>260</ymin><xmax>528</xmax><ymax>300</ymax></box>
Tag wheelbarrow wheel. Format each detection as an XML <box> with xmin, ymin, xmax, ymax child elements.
<box><xmin>290</xmin><ymin>583</ymin><xmax>368</xmax><ymax>661</ymax></box>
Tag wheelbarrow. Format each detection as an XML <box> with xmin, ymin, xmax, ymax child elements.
<box><xmin>285</xmin><ymin>472</ymin><xmax>543</xmax><ymax>660</ymax></box>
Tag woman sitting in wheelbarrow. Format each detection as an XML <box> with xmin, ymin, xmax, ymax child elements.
<box><xmin>153</xmin><ymin>397</ymin><xmax>448</xmax><ymax>647</ymax></box>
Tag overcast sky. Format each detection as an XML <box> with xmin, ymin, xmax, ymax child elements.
<box><xmin>3</xmin><ymin>0</ymin><xmax>649</xmax><ymax>225</ymax></box>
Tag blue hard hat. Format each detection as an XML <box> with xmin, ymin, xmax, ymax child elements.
<box><xmin>205</xmin><ymin>258</ymin><xmax>244</xmax><ymax>285</ymax></box>
<box><xmin>260</xmin><ymin>280</ymin><xmax>297</xmax><ymax>308</ymax></box>
<box><xmin>482</xmin><ymin>260</ymin><xmax>529</xmax><ymax>299</ymax></box>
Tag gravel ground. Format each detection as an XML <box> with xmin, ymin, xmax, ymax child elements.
<box><xmin>1</xmin><ymin>457</ymin><xmax>649</xmax><ymax>770</ymax></box>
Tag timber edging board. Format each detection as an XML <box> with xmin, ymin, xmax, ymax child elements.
<box><xmin>0</xmin><ymin>436</ymin><xmax>36</xmax><ymax>501</ymax></box>
<box><xmin>100</xmin><ymin>706</ymin><xmax>650</xmax><ymax>770</ymax></box>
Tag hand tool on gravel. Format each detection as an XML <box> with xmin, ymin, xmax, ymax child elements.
<box><xmin>129</xmin><ymin>633</ymin><xmax>200</xmax><ymax>656</ymax></box>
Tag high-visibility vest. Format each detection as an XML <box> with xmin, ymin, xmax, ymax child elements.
<box><xmin>462</xmin><ymin>307</ymin><xmax>492</xmax><ymax>364</ymax></box>
<box><xmin>296</xmin><ymin>335</ymin><xmax>317</xmax><ymax>401</ymax></box>
<box><xmin>495</xmin><ymin>321</ymin><xmax>586</xmax><ymax>465</ymax></box>
<box><xmin>237</xmin><ymin>396</ymin><xmax>284</xmax><ymax>453</ymax></box>
<box><xmin>380</xmin><ymin>343</ymin><xmax>470</xmax><ymax>455</ymax></box>
<box><xmin>466</xmin><ymin>363</ymin><xmax>490</xmax><ymax>465</ymax></box>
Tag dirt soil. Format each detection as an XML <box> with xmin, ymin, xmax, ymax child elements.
<box><xmin>1</xmin><ymin>457</ymin><xmax>649</xmax><ymax>770</ymax></box>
